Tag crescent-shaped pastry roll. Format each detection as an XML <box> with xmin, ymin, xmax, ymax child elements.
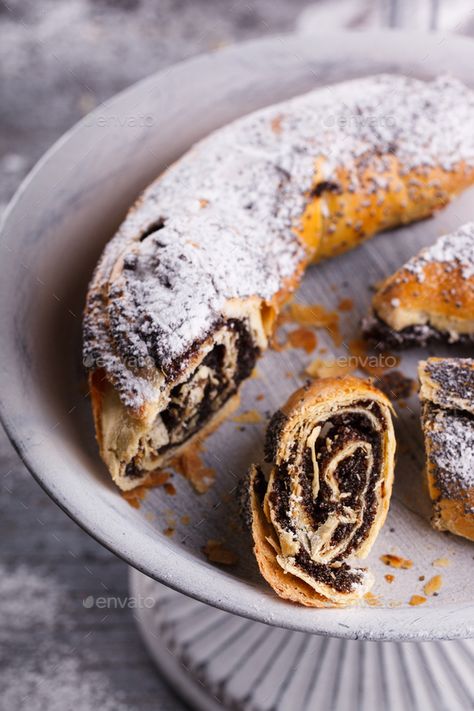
<box><xmin>246</xmin><ymin>377</ymin><xmax>395</xmax><ymax>607</ymax></box>
<box><xmin>84</xmin><ymin>75</ymin><xmax>474</xmax><ymax>491</ymax></box>
<box><xmin>363</xmin><ymin>223</ymin><xmax>474</xmax><ymax>349</ymax></box>
<box><xmin>419</xmin><ymin>358</ymin><xmax>474</xmax><ymax>541</ymax></box>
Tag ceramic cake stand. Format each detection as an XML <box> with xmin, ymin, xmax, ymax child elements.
<box><xmin>130</xmin><ymin>571</ymin><xmax>473</xmax><ymax>711</ymax></box>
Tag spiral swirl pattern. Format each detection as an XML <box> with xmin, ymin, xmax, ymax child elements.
<box><xmin>249</xmin><ymin>376</ymin><xmax>395</xmax><ymax>607</ymax></box>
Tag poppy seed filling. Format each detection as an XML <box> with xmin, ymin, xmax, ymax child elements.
<box><xmin>265</xmin><ymin>401</ymin><xmax>385</xmax><ymax>593</ymax></box>
<box><xmin>125</xmin><ymin>319</ymin><xmax>259</xmax><ymax>476</ymax></box>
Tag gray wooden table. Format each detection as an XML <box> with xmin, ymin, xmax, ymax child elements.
<box><xmin>0</xmin><ymin>2</ymin><xmax>310</xmax><ymax>708</ymax></box>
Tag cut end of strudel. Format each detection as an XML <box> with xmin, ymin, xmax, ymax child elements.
<box><xmin>244</xmin><ymin>376</ymin><xmax>395</xmax><ymax>607</ymax></box>
<box><xmin>364</xmin><ymin>223</ymin><xmax>474</xmax><ymax>349</ymax></box>
<box><xmin>419</xmin><ymin>358</ymin><xmax>474</xmax><ymax>542</ymax></box>
<box><xmin>83</xmin><ymin>74</ymin><xmax>474</xmax><ymax>491</ymax></box>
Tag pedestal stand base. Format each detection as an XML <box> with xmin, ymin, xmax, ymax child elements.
<box><xmin>130</xmin><ymin>569</ymin><xmax>473</xmax><ymax>711</ymax></box>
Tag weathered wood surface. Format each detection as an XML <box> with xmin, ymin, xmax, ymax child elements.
<box><xmin>3</xmin><ymin>2</ymin><xmax>474</xmax><ymax>708</ymax></box>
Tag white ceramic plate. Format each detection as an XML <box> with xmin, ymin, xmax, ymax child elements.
<box><xmin>1</xmin><ymin>30</ymin><xmax>473</xmax><ymax>641</ymax></box>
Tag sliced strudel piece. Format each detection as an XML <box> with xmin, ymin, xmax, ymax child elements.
<box><xmin>419</xmin><ymin>358</ymin><xmax>474</xmax><ymax>541</ymax></box>
<box><xmin>245</xmin><ymin>376</ymin><xmax>395</xmax><ymax>607</ymax></box>
<box><xmin>364</xmin><ymin>223</ymin><xmax>474</xmax><ymax>349</ymax></box>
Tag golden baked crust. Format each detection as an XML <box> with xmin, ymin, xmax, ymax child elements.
<box><xmin>83</xmin><ymin>74</ymin><xmax>474</xmax><ymax>490</ymax></box>
<box><xmin>300</xmin><ymin>160</ymin><xmax>474</xmax><ymax>262</ymax></box>
<box><xmin>247</xmin><ymin>376</ymin><xmax>396</xmax><ymax>607</ymax></box>
<box><xmin>419</xmin><ymin>358</ymin><xmax>474</xmax><ymax>541</ymax></box>
<box><xmin>364</xmin><ymin>223</ymin><xmax>474</xmax><ymax>348</ymax></box>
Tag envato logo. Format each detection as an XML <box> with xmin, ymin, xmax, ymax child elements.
<box><xmin>338</xmin><ymin>354</ymin><xmax>398</xmax><ymax>370</ymax></box>
<box><xmin>84</xmin><ymin>113</ymin><xmax>155</xmax><ymax>128</ymax></box>
<box><xmin>321</xmin><ymin>113</ymin><xmax>397</xmax><ymax>130</ymax></box>
<box><xmin>82</xmin><ymin>354</ymin><xmax>155</xmax><ymax>370</ymax></box>
<box><xmin>83</xmin><ymin>594</ymin><xmax>155</xmax><ymax>609</ymax></box>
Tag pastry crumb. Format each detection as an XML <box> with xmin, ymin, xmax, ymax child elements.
<box><xmin>203</xmin><ymin>540</ymin><xmax>239</xmax><ymax>566</ymax></box>
<box><xmin>433</xmin><ymin>557</ymin><xmax>451</xmax><ymax>568</ymax></box>
<box><xmin>171</xmin><ymin>443</ymin><xmax>215</xmax><ymax>494</ymax></box>
<box><xmin>270</xmin><ymin>114</ymin><xmax>283</xmax><ymax>134</ymax></box>
<box><xmin>121</xmin><ymin>494</ymin><xmax>141</xmax><ymax>509</ymax></box>
<box><xmin>181</xmin><ymin>515</ymin><xmax>191</xmax><ymax>525</ymax></box>
<box><xmin>287</xmin><ymin>303</ymin><xmax>342</xmax><ymax>346</ymax></box>
<box><xmin>233</xmin><ymin>409</ymin><xmax>262</xmax><ymax>424</ymax></box>
<box><xmin>409</xmin><ymin>595</ymin><xmax>427</xmax><ymax>606</ymax></box>
<box><xmin>121</xmin><ymin>470</ymin><xmax>171</xmax><ymax>508</ymax></box>
<box><xmin>144</xmin><ymin>471</ymin><xmax>170</xmax><ymax>488</ymax></box>
<box><xmin>286</xmin><ymin>327</ymin><xmax>317</xmax><ymax>353</ymax></box>
<box><xmin>364</xmin><ymin>592</ymin><xmax>381</xmax><ymax>606</ymax></box>
<box><xmin>164</xmin><ymin>483</ymin><xmax>176</xmax><ymax>496</ymax></box>
<box><xmin>163</xmin><ymin>527</ymin><xmax>175</xmax><ymax>537</ymax></box>
<box><xmin>306</xmin><ymin>358</ymin><xmax>355</xmax><ymax>379</ymax></box>
<box><xmin>338</xmin><ymin>297</ymin><xmax>353</xmax><ymax>312</ymax></box>
<box><xmin>380</xmin><ymin>554</ymin><xmax>413</xmax><ymax>569</ymax></box>
<box><xmin>384</xmin><ymin>574</ymin><xmax>395</xmax><ymax>583</ymax></box>
<box><xmin>423</xmin><ymin>575</ymin><xmax>442</xmax><ymax>596</ymax></box>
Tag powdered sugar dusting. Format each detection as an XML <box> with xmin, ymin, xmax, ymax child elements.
<box><xmin>2</xmin><ymin>658</ymin><xmax>129</xmax><ymax>711</ymax></box>
<box><xmin>0</xmin><ymin>564</ymin><xmax>61</xmax><ymax>644</ymax></box>
<box><xmin>423</xmin><ymin>359</ymin><xmax>474</xmax><ymax>501</ymax></box>
<box><xmin>428</xmin><ymin>410</ymin><xmax>474</xmax><ymax>496</ymax></box>
<box><xmin>0</xmin><ymin>565</ymin><xmax>129</xmax><ymax>711</ymax></box>
<box><xmin>406</xmin><ymin>222</ymin><xmax>474</xmax><ymax>282</ymax></box>
<box><xmin>426</xmin><ymin>358</ymin><xmax>474</xmax><ymax>414</ymax></box>
<box><xmin>83</xmin><ymin>74</ymin><xmax>474</xmax><ymax>410</ymax></box>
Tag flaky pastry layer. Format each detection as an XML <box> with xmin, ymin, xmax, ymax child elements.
<box><xmin>246</xmin><ymin>376</ymin><xmax>395</xmax><ymax>607</ymax></box>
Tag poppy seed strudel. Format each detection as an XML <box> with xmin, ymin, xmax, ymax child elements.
<box><xmin>364</xmin><ymin>223</ymin><xmax>474</xmax><ymax>349</ymax></box>
<box><xmin>245</xmin><ymin>376</ymin><xmax>395</xmax><ymax>607</ymax></box>
<box><xmin>419</xmin><ymin>358</ymin><xmax>474</xmax><ymax>541</ymax></box>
